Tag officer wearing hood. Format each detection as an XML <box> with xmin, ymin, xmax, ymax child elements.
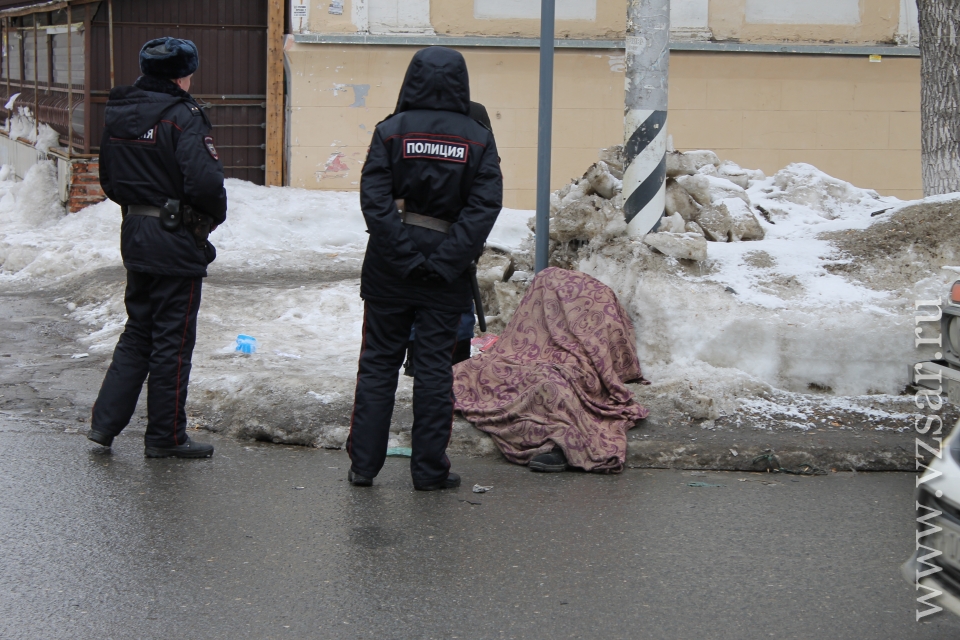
<box><xmin>348</xmin><ymin>47</ymin><xmax>503</xmax><ymax>490</ymax></box>
<box><xmin>86</xmin><ymin>37</ymin><xmax>226</xmax><ymax>458</ymax></box>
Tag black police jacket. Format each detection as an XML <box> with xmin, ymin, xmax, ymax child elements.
<box><xmin>99</xmin><ymin>75</ymin><xmax>227</xmax><ymax>278</ymax></box>
<box><xmin>359</xmin><ymin>47</ymin><xmax>503</xmax><ymax>312</ymax></box>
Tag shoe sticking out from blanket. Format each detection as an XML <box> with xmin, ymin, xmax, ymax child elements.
<box><xmin>530</xmin><ymin>448</ymin><xmax>568</xmax><ymax>473</ymax></box>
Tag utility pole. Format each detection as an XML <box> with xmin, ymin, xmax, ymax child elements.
<box><xmin>623</xmin><ymin>0</ymin><xmax>670</xmax><ymax>236</ymax></box>
<box><xmin>534</xmin><ymin>0</ymin><xmax>555</xmax><ymax>273</ymax></box>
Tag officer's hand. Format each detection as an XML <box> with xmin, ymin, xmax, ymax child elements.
<box><xmin>408</xmin><ymin>264</ymin><xmax>444</xmax><ymax>284</ymax></box>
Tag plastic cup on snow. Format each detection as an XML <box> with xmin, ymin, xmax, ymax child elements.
<box><xmin>235</xmin><ymin>334</ymin><xmax>258</xmax><ymax>354</ymax></box>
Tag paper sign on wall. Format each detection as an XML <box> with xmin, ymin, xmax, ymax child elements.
<box><xmin>291</xmin><ymin>0</ymin><xmax>310</xmax><ymax>32</ymax></box>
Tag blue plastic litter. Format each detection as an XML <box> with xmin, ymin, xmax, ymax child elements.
<box><xmin>235</xmin><ymin>334</ymin><xmax>258</xmax><ymax>354</ymax></box>
<box><xmin>386</xmin><ymin>447</ymin><xmax>412</xmax><ymax>457</ymax></box>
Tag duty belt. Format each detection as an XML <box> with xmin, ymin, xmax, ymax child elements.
<box><xmin>395</xmin><ymin>199</ymin><xmax>452</xmax><ymax>234</ymax></box>
<box><xmin>124</xmin><ymin>205</ymin><xmax>163</xmax><ymax>218</ymax></box>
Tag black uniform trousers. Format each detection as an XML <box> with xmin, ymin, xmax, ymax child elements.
<box><xmin>91</xmin><ymin>270</ymin><xmax>202</xmax><ymax>447</ymax></box>
<box><xmin>348</xmin><ymin>300</ymin><xmax>461</xmax><ymax>486</ymax></box>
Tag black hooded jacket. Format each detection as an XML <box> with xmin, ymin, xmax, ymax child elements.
<box><xmin>99</xmin><ymin>76</ymin><xmax>227</xmax><ymax>277</ymax></box>
<box><xmin>359</xmin><ymin>47</ymin><xmax>503</xmax><ymax>312</ymax></box>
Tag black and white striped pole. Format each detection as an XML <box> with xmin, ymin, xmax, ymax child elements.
<box><xmin>623</xmin><ymin>0</ymin><xmax>670</xmax><ymax>236</ymax></box>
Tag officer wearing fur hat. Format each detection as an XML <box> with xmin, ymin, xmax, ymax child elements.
<box><xmin>87</xmin><ymin>37</ymin><xmax>227</xmax><ymax>458</ymax></box>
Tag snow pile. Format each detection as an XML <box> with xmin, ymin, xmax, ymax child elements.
<box><xmin>543</xmin><ymin>146</ymin><xmax>627</xmax><ymax>269</ymax></box>
<box><xmin>0</xmin><ymin>173</ymin><xmax>536</xmax><ymax>283</ymax></box>
<box><xmin>479</xmin><ymin>147</ymin><xmax>947</xmax><ymax>400</ymax></box>
<box><xmin>6</xmin><ymin>103</ymin><xmax>62</xmax><ymax>153</ymax></box>
<box><xmin>821</xmin><ymin>193</ymin><xmax>960</xmax><ymax>294</ymax></box>
<box><xmin>582</xmin><ymin>153</ymin><xmax>936</xmax><ymax>398</ymax></box>
<box><xmin>757</xmin><ymin>162</ymin><xmax>889</xmax><ymax>221</ymax></box>
<box><xmin>485</xmin><ymin>207</ymin><xmax>535</xmax><ymax>253</ymax></box>
<box><xmin>0</xmin><ymin>166</ymin><xmax>534</xmax><ymax>444</ymax></box>
<box><xmin>0</xmin><ymin>176</ymin><xmax>371</xmax><ymax>281</ymax></box>
<box><xmin>0</xmin><ymin>163</ymin><xmax>115</xmax><ymax>280</ymax></box>
<box><xmin>0</xmin><ymin>161</ymin><xmax>64</xmax><ymax>226</ymax></box>
<box><xmin>2</xmin><ymin>146</ymin><xmax>953</xmax><ymax>439</ymax></box>
<box><xmin>694</xmin><ymin>163</ymin><xmax>897</xmax><ymax>310</ymax></box>
<box><xmin>63</xmin><ymin>273</ymin><xmax>374</xmax><ymax>446</ymax></box>
<box><xmin>211</xmin><ymin>179</ymin><xmax>368</xmax><ymax>271</ymax></box>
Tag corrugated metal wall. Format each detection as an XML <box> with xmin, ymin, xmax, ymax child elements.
<box><xmin>89</xmin><ymin>0</ymin><xmax>268</xmax><ymax>184</ymax></box>
<box><xmin>0</xmin><ymin>10</ymin><xmax>86</xmax><ymax>151</ymax></box>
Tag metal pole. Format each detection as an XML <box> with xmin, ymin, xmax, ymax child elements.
<box><xmin>107</xmin><ymin>0</ymin><xmax>114</xmax><ymax>88</ymax></box>
<box><xmin>5</xmin><ymin>19</ymin><xmax>10</xmax><ymax>105</ymax></box>
<box><xmin>32</xmin><ymin>18</ymin><xmax>37</xmax><ymax>139</ymax></box>
<box><xmin>623</xmin><ymin>0</ymin><xmax>670</xmax><ymax>236</ymax></box>
<box><xmin>45</xmin><ymin>17</ymin><xmax>52</xmax><ymax>94</ymax></box>
<box><xmin>82</xmin><ymin>4</ymin><xmax>90</xmax><ymax>154</ymax></box>
<box><xmin>67</xmin><ymin>3</ymin><xmax>72</xmax><ymax>156</ymax></box>
<box><xmin>534</xmin><ymin>0</ymin><xmax>555</xmax><ymax>273</ymax></box>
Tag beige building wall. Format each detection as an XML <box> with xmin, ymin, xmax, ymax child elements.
<box><xmin>672</xmin><ymin>52</ymin><xmax>921</xmax><ymax>200</ymax></box>
<box><xmin>708</xmin><ymin>0</ymin><xmax>903</xmax><ymax>43</ymax></box>
<box><xmin>284</xmin><ymin>43</ymin><xmax>921</xmax><ymax>207</ymax></box>
<box><xmin>295</xmin><ymin>0</ymin><xmax>910</xmax><ymax>44</ymax></box>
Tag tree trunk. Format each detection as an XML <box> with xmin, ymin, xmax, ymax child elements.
<box><xmin>918</xmin><ymin>0</ymin><xmax>960</xmax><ymax>196</ymax></box>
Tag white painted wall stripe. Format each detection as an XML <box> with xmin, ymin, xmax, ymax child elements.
<box><xmin>745</xmin><ymin>0</ymin><xmax>860</xmax><ymax>26</ymax></box>
<box><xmin>474</xmin><ymin>0</ymin><xmax>597</xmax><ymax>21</ymax></box>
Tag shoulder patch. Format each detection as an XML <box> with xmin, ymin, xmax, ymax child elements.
<box><xmin>204</xmin><ymin>136</ymin><xmax>219</xmax><ymax>161</ymax></box>
<box><xmin>402</xmin><ymin>138</ymin><xmax>469</xmax><ymax>164</ymax></box>
<box><xmin>189</xmin><ymin>104</ymin><xmax>201</xmax><ymax>116</ymax></box>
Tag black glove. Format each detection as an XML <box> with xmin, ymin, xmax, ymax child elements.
<box><xmin>407</xmin><ymin>263</ymin><xmax>444</xmax><ymax>284</ymax></box>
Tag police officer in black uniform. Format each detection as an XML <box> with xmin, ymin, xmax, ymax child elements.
<box><xmin>348</xmin><ymin>47</ymin><xmax>503</xmax><ymax>490</ymax></box>
<box><xmin>86</xmin><ymin>37</ymin><xmax>227</xmax><ymax>458</ymax></box>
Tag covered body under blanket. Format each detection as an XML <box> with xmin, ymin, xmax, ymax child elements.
<box><xmin>453</xmin><ymin>267</ymin><xmax>649</xmax><ymax>472</ymax></box>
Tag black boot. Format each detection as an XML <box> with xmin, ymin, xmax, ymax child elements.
<box><xmin>144</xmin><ymin>437</ymin><xmax>214</xmax><ymax>459</ymax></box>
<box><xmin>87</xmin><ymin>429</ymin><xmax>114</xmax><ymax>448</ymax></box>
<box><xmin>348</xmin><ymin>469</ymin><xmax>374</xmax><ymax>487</ymax></box>
<box><xmin>414</xmin><ymin>471</ymin><xmax>461</xmax><ymax>491</ymax></box>
<box><xmin>530</xmin><ymin>448</ymin><xmax>568</xmax><ymax>472</ymax></box>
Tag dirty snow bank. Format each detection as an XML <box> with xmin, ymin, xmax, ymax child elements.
<box><xmin>623</xmin><ymin>357</ymin><xmax>932</xmax><ymax>432</ymax></box>
<box><xmin>0</xmin><ymin>163</ymin><xmax>534</xmax><ymax>445</ymax></box>
<box><xmin>483</xmin><ymin>150</ymin><xmax>949</xmax><ymax>401</ymax></box>
<box><xmin>0</xmin><ymin>170</ymin><xmax>534</xmax><ymax>281</ymax></box>
<box><xmin>580</xmin><ymin>160</ymin><xmax>935</xmax><ymax>397</ymax></box>
<box><xmin>2</xmin><ymin>151</ymin><xmax>950</xmax><ymax>438</ymax></box>
<box><xmin>0</xmin><ymin>172</ymin><xmax>373</xmax><ymax>281</ymax></box>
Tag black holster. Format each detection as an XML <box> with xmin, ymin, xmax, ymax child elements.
<box><xmin>182</xmin><ymin>205</ymin><xmax>214</xmax><ymax>249</ymax></box>
<box><xmin>160</xmin><ymin>198</ymin><xmax>182</xmax><ymax>232</ymax></box>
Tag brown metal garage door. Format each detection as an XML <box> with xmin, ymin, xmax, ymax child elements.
<box><xmin>89</xmin><ymin>0</ymin><xmax>268</xmax><ymax>185</ymax></box>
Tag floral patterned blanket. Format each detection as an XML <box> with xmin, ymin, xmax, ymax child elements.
<box><xmin>453</xmin><ymin>267</ymin><xmax>649</xmax><ymax>472</ymax></box>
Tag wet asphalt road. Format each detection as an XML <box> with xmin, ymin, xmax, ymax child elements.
<box><xmin>2</xmin><ymin>419</ymin><xmax>960</xmax><ymax>640</ymax></box>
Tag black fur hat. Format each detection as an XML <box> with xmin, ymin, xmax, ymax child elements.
<box><xmin>139</xmin><ymin>37</ymin><xmax>199</xmax><ymax>79</ymax></box>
